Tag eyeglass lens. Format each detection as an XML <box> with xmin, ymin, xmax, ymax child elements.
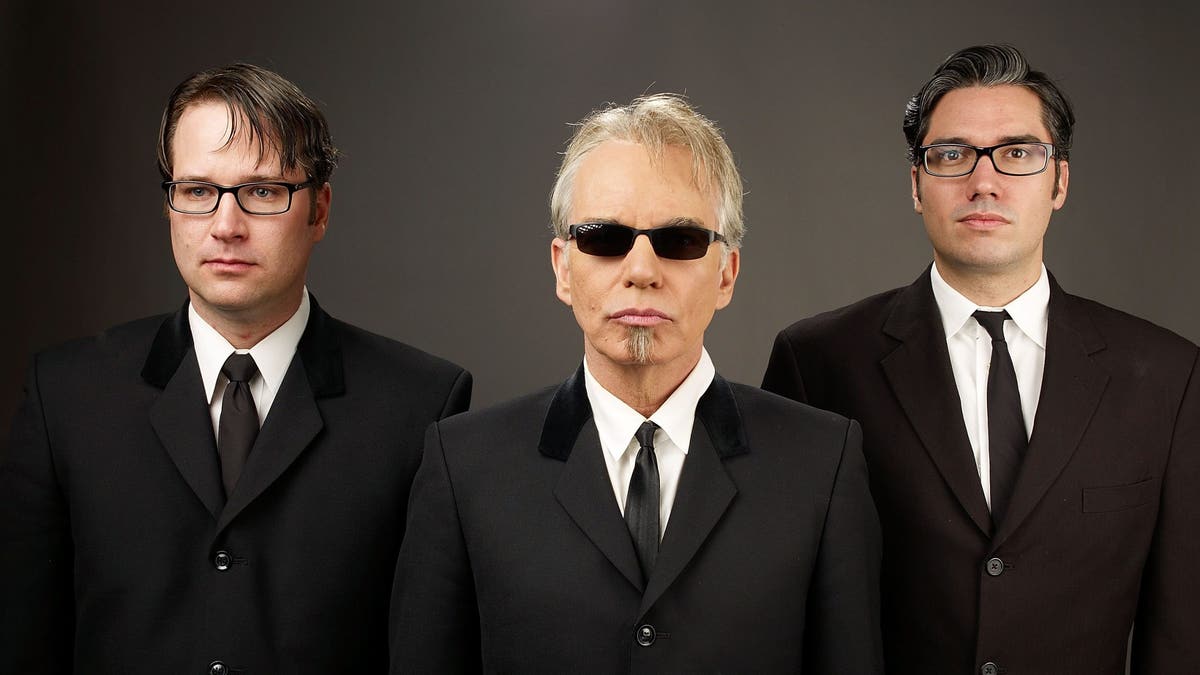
<box><xmin>924</xmin><ymin>143</ymin><xmax>1050</xmax><ymax>177</ymax></box>
<box><xmin>167</xmin><ymin>182</ymin><xmax>296</xmax><ymax>215</ymax></box>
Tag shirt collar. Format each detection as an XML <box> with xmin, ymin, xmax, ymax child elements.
<box><xmin>930</xmin><ymin>263</ymin><xmax>1049</xmax><ymax>348</ymax></box>
<box><xmin>583</xmin><ymin>347</ymin><xmax>716</xmax><ymax>461</ymax></box>
<box><xmin>189</xmin><ymin>289</ymin><xmax>311</xmax><ymax>404</ymax></box>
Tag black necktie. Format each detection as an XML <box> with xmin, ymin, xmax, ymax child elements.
<box><xmin>973</xmin><ymin>310</ymin><xmax>1027</xmax><ymax>527</ymax></box>
<box><xmin>625</xmin><ymin>421</ymin><xmax>660</xmax><ymax>583</ymax></box>
<box><xmin>218</xmin><ymin>353</ymin><xmax>259</xmax><ymax>497</ymax></box>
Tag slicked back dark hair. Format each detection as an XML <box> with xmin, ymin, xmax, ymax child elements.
<box><xmin>903</xmin><ymin>45</ymin><xmax>1075</xmax><ymax>165</ymax></box>
<box><xmin>157</xmin><ymin>63</ymin><xmax>339</xmax><ymax>184</ymax></box>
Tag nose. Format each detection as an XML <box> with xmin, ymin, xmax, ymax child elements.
<box><xmin>622</xmin><ymin>232</ymin><xmax>663</xmax><ymax>288</ymax></box>
<box><xmin>966</xmin><ymin>152</ymin><xmax>1002</xmax><ymax>201</ymax></box>
<box><xmin>209</xmin><ymin>191</ymin><xmax>249</xmax><ymax>241</ymax></box>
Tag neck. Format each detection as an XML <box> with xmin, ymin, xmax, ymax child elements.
<box><xmin>586</xmin><ymin>347</ymin><xmax>701</xmax><ymax>418</ymax></box>
<box><xmin>190</xmin><ymin>292</ymin><xmax>302</xmax><ymax>350</ymax></box>
<box><xmin>934</xmin><ymin>258</ymin><xmax>1041</xmax><ymax>307</ymax></box>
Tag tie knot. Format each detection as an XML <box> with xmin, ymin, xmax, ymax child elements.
<box><xmin>973</xmin><ymin>310</ymin><xmax>1012</xmax><ymax>342</ymax></box>
<box><xmin>635</xmin><ymin>421</ymin><xmax>658</xmax><ymax>450</ymax></box>
<box><xmin>221</xmin><ymin>353</ymin><xmax>259</xmax><ymax>383</ymax></box>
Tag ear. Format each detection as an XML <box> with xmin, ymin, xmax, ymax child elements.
<box><xmin>1052</xmin><ymin>160</ymin><xmax>1069</xmax><ymax>210</ymax></box>
<box><xmin>714</xmin><ymin>247</ymin><xmax>740</xmax><ymax>310</ymax></box>
<box><xmin>310</xmin><ymin>182</ymin><xmax>332</xmax><ymax>242</ymax></box>
<box><xmin>910</xmin><ymin>165</ymin><xmax>923</xmax><ymax>214</ymax></box>
<box><xmin>551</xmin><ymin>237</ymin><xmax>572</xmax><ymax>306</ymax></box>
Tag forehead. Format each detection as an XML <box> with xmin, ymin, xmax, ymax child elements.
<box><xmin>571</xmin><ymin>140</ymin><xmax>717</xmax><ymax>226</ymax></box>
<box><xmin>171</xmin><ymin>100</ymin><xmax>285</xmax><ymax>179</ymax></box>
<box><xmin>924</xmin><ymin>85</ymin><xmax>1052</xmax><ymax>145</ymax></box>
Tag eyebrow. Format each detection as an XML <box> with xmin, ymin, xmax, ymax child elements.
<box><xmin>924</xmin><ymin>134</ymin><xmax>1048</xmax><ymax>146</ymax></box>
<box><xmin>575</xmin><ymin>216</ymin><xmax>709</xmax><ymax>229</ymax></box>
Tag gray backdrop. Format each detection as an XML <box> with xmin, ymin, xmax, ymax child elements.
<box><xmin>6</xmin><ymin>1</ymin><xmax>1198</xmax><ymax>448</ymax></box>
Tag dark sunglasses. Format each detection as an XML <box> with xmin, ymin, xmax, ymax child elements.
<box><xmin>567</xmin><ymin>222</ymin><xmax>726</xmax><ymax>261</ymax></box>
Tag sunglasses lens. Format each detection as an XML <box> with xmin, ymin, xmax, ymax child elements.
<box><xmin>574</xmin><ymin>224</ymin><xmax>636</xmax><ymax>257</ymax></box>
<box><xmin>571</xmin><ymin>223</ymin><xmax>718</xmax><ymax>260</ymax></box>
<box><xmin>651</xmin><ymin>227</ymin><xmax>713</xmax><ymax>260</ymax></box>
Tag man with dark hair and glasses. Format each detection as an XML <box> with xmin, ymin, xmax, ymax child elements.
<box><xmin>391</xmin><ymin>93</ymin><xmax>882</xmax><ymax>673</ymax></box>
<box><xmin>0</xmin><ymin>63</ymin><xmax>471</xmax><ymax>673</ymax></box>
<box><xmin>763</xmin><ymin>44</ymin><xmax>1200</xmax><ymax>674</ymax></box>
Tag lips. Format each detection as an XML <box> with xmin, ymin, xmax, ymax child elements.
<box><xmin>204</xmin><ymin>257</ymin><xmax>255</xmax><ymax>272</ymax></box>
<box><xmin>610</xmin><ymin>308</ymin><xmax>671</xmax><ymax>327</ymax></box>
<box><xmin>958</xmin><ymin>212</ymin><xmax>1010</xmax><ymax>230</ymax></box>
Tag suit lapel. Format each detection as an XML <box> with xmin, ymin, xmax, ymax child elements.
<box><xmin>638</xmin><ymin>375</ymin><xmax>745</xmax><ymax>618</ymax></box>
<box><xmin>216</xmin><ymin>295</ymin><xmax>343</xmax><ymax>531</ymax></box>
<box><xmin>993</xmin><ymin>277</ymin><xmax>1109</xmax><ymax>545</ymax></box>
<box><xmin>145</xmin><ymin>305</ymin><xmax>225</xmax><ymax>519</ymax></box>
<box><xmin>543</xmin><ymin>368</ymin><xmax>644</xmax><ymax>591</ymax></box>
<box><xmin>881</xmin><ymin>271</ymin><xmax>993</xmax><ymax>536</ymax></box>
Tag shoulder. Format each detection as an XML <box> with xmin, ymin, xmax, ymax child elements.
<box><xmin>435</xmin><ymin>384</ymin><xmax>559</xmax><ymax>440</ymax></box>
<box><xmin>1060</xmin><ymin>291</ymin><xmax>1200</xmax><ymax>374</ymax></box>
<box><xmin>720</xmin><ymin>381</ymin><xmax>861</xmax><ymax>488</ymax></box>
<box><xmin>326</xmin><ymin>316</ymin><xmax>467</xmax><ymax>382</ymax></box>
<box><xmin>775</xmin><ymin>286</ymin><xmax>905</xmax><ymax>347</ymax></box>
<box><xmin>32</xmin><ymin>313</ymin><xmax>169</xmax><ymax>375</ymax></box>
<box><xmin>725</xmin><ymin>381</ymin><xmax>858</xmax><ymax>471</ymax></box>
<box><xmin>728</xmin><ymin>381</ymin><xmax>852</xmax><ymax>433</ymax></box>
<box><xmin>1065</xmin><ymin>290</ymin><xmax>1195</xmax><ymax>353</ymax></box>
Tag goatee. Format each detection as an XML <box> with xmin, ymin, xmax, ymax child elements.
<box><xmin>626</xmin><ymin>327</ymin><xmax>653</xmax><ymax>364</ymax></box>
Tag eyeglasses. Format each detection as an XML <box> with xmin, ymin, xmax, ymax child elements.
<box><xmin>567</xmin><ymin>222</ymin><xmax>726</xmax><ymax>260</ymax></box>
<box><xmin>162</xmin><ymin>179</ymin><xmax>315</xmax><ymax>215</ymax></box>
<box><xmin>918</xmin><ymin>142</ymin><xmax>1055</xmax><ymax>177</ymax></box>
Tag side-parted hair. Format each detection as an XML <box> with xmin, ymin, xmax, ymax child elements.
<box><xmin>903</xmin><ymin>44</ymin><xmax>1075</xmax><ymax>165</ymax></box>
<box><xmin>550</xmin><ymin>93</ymin><xmax>745</xmax><ymax>250</ymax></box>
<box><xmin>157</xmin><ymin>63</ymin><xmax>339</xmax><ymax>185</ymax></box>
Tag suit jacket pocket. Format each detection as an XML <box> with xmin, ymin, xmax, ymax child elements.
<box><xmin>1081</xmin><ymin>477</ymin><xmax>1159</xmax><ymax>513</ymax></box>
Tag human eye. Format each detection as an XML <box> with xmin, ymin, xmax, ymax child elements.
<box><xmin>940</xmin><ymin>146</ymin><xmax>970</xmax><ymax>162</ymax></box>
<box><xmin>244</xmin><ymin>183</ymin><xmax>287</xmax><ymax>203</ymax></box>
<box><xmin>179</xmin><ymin>182</ymin><xmax>216</xmax><ymax>200</ymax></box>
<box><xmin>1001</xmin><ymin>145</ymin><xmax>1031</xmax><ymax>160</ymax></box>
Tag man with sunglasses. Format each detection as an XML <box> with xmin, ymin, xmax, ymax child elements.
<box><xmin>391</xmin><ymin>94</ymin><xmax>882</xmax><ymax>672</ymax></box>
<box><xmin>763</xmin><ymin>45</ymin><xmax>1200</xmax><ymax>674</ymax></box>
<box><xmin>0</xmin><ymin>64</ymin><xmax>471</xmax><ymax>673</ymax></box>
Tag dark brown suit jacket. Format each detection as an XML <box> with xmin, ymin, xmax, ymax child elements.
<box><xmin>391</xmin><ymin>368</ymin><xmax>883</xmax><ymax>673</ymax></box>
<box><xmin>762</xmin><ymin>269</ymin><xmax>1200</xmax><ymax>675</ymax></box>
<box><xmin>0</xmin><ymin>295</ymin><xmax>471</xmax><ymax>674</ymax></box>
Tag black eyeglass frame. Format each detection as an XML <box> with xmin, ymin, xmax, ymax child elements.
<box><xmin>161</xmin><ymin>179</ymin><xmax>316</xmax><ymax>215</ymax></box>
<box><xmin>566</xmin><ymin>222</ymin><xmax>727</xmax><ymax>261</ymax></box>
<box><xmin>917</xmin><ymin>141</ymin><xmax>1056</xmax><ymax>178</ymax></box>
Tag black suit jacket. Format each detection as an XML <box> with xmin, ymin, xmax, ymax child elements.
<box><xmin>0</xmin><ymin>296</ymin><xmax>471</xmax><ymax>674</ymax></box>
<box><xmin>762</xmin><ymin>269</ymin><xmax>1200</xmax><ymax>675</ymax></box>
<box><xmin>391</xmin><ymin>367</ymin><xmax>883</xmax><ymax>673</ymax></box>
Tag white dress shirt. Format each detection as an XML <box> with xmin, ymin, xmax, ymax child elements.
<box><xmin>189</xmin><ymin>290</ymin><xmax>310</xmax><ymax>439</ymax></box>
<box><xmin>583</xmin><ymin>348</ymin><xmax>716</xmax><ymax>539</ymax></box>
<box><xmin>930</xmin><ymin>263</ymin><xmax>1048</xmax><ymax>509</ymax></box>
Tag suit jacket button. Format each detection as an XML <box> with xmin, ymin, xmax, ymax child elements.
<box><xmin>214</xmin><ymin>551</ymin><xmax>232</xmax><ymax>571</ymax></box>
<box><xmin>985</xmin><ymin>557</ymin><xmax>1005</xmax><ymax>576</ymax></box>
<box><xmin>981</xmin><ymin>661</ymin><xmax>999</xmax><ymax>675</ymax></box>
<box><xmin>635</xmin><ymin>624</ymin><xmax>656</xmax><ymax>647</ymax></box>
<box><xmin>208</xmin><ymin>661</ymin><xmax>228</xmax><ymax>675</ymax></box>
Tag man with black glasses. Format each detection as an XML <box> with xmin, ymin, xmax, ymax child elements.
<box><xmin>763</xmin><ymin>44</ymin><xmax>1200</xmax><ymax>674</ymax></box>
<box><xmin>391</xmin><ymin>94</ymin><xmax>882</xmax><ymax>673</ymax></box>
<box><xmin>0</xmin><ymin>64</ymin><xmax>471</xmax><ymax>674</ymax></box>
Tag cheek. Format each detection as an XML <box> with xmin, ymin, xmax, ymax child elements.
<box><xmin>169</xmin><ymin>223</ymin><xmax>194</xmax><ymax>257</ymax></box>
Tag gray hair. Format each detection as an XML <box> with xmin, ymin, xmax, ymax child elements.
<box><xmin>550</xmin><ymin>93</ymin><xmax>744</xmax><ymax>251</ymax></box>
